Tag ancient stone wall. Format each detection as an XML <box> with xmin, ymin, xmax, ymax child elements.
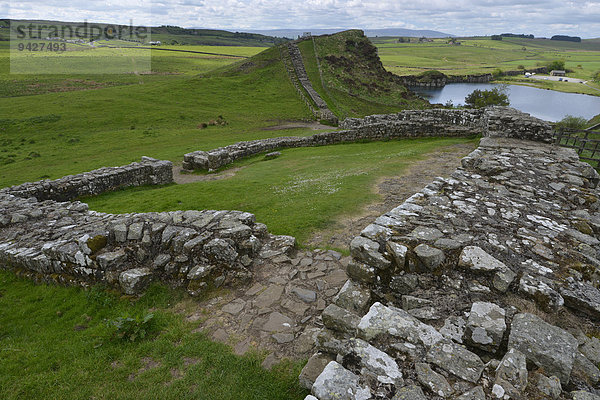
<box><xmin>400</xmin><ymin>67</ymin><xmax>548</xmax><ymax>89</ymax></box>
<box><xmin>183</xmin><ymin>107</ymin><xmax>552</xmax><ymax>171</ymax></box>
<box><xmin>3</xmin><ymin>157</ymin><xmax>173</xmax><ymax>202</ymax></box>
<box><xmin>339</xmin><ymin>108</ymin><xmax>485</xmax><ymax>130</ymax></box>
<box><xmin>0</xmin><ymin>160</ymin><xmax>295</xmax><ymax>296</ymax></box>
<box><xmin>400</xmin><ymin>74</ymin><xmax>493</xmax><ymax>88</ymax></box>
<box><xmin>303</xmin><ymin>137</ymin><xmax>600</xmax><ymax>399</ymax></box>
<box><xmin>287</xmin><ymin>42</ymin><xmax>338</xmax><ymax>124</ymax></box>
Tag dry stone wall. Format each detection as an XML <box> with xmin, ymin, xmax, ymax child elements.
<box><xmin>399</xmin><ymin>68</ymin><xmax>548</xmax><ymax>89</ymax></box>
<box><xmin>4</xmin><ymin>157</ymin><xmax>173</xmax><ymax>202</ymax></box>
<box><xmin>303</xmin><ymin>137</ymin><xmax>600</xmax><ymax>399</ymax></box>
<box><xmin>400</xmin><ymin>74</ymin><xmax>493</xmax><ymax>89</ymax></box>
<box><xmin>287</xmin><ymin>42</ymin><xmax>338</xmax><ymax>124</ymax></box>
<box><xmin>183</xmin><ymin>107</ymin><xmax>552</xmax><ymax>172</ymax></box>
<box><xmin>0</xmin><ymin>158</ymin><xmax>295</xmax><ymax>295</ymax></box>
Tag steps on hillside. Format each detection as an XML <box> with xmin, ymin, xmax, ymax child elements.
<box><xmin>278</xmin><ymin>44</ymin><xmax>318</xmax><ymax>118</ymax></box>
<box><xmin>286</xmin><ymin>42</ymin><xmax>338</xmax><ymax>125</ymax></box>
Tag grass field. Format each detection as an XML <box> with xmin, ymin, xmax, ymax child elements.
<box><xmin>84</xmin><ymin>137</ymin><xmax>477</xmax><ymax>244</ymax></box>
<box><xmin>0</xmin><ymin>44</ymin><xmax>311</xmax><ymax>186</ymax></box>
<box><xmin>1</xmin><ymin>41</ymin><xmax>266</xmax><ymax>97</ymax></box>
<box><xmin>0</xmin><ymin>272</ymin><xmax>306</xmax><ymax>400</ymax></box>
<box><xmin>372</xmin><ymin>36</ymin><xmax>600</xmax><ymax>96</ymax></box>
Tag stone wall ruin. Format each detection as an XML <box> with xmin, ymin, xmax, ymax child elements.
<box><xmin>4</xmin><ymin>156</ymin><xmax>173</xmax><ymax>202</ymax></box>
<box><xmin>3</xmin><ymin>106</ymin><xmax>600</xmax><ymax>398</ymax></box>
<box><xmin>303</xmin><ymin>134</ymin><xmax>600</xmax><ymax>399</ymax></box>
<box><xmin>0</xmin><ymin>158</ymin><xmax>295</xmax><ymax>296</ymax></box>
<box><xmin>182</xmin><ymin>107</ymin><xmax>552</xmax><ymax>172</ymax></box>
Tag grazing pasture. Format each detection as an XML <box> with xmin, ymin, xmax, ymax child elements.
<box><xmin>372</xmin><ymin>36</ymin><xmax>600</xmax><ymax>96</ymax></box>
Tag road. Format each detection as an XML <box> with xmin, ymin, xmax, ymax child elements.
<box><xmin>529</xmin><ymin>75</ymin><xmax>587</xmax><ymax>84</ymax></box>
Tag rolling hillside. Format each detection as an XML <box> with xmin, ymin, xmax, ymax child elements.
<box><xmin>0</xmin><ymin>19</ymin><xmax>287</xmax><ymax>46</ymax></box>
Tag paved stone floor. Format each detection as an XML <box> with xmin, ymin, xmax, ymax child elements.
<box><xmin>183</xmin><ymin>249</ymin><xmax>350</xmax><ymax>367</ymax></box>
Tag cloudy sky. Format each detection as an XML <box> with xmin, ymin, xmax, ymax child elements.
<box><xmin>4</xmin><ymin>0</ymin><xmax>600</xmax><ymax>38</ymax></box>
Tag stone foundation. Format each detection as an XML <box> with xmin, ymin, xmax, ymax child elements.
<box><xmin>3</xmin><ymin>156</ymin><xmax>173</xmax><ymax>202</ymax></box>
<box><xmin>0</xmin><ymin>158</ymin><xmax>295</xmax><ymax>296</ymax></box>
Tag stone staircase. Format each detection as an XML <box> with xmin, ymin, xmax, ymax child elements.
<box><xmin>278</xmin><ymin>44</ymin><xmax>318</xmax><ymax>118</ymax></box>
<box><xmin>286</xmin><ymin>42</ymin><xmax>338</xmax><ymax>125</ymax></box>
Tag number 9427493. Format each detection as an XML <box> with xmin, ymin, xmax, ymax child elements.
<box><xmin>17</xmin><ymin>42</ymin><xmax>67</xmax><ymax>52</ymax></box>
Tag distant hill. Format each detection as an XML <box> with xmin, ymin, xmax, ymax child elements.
<box><xmin>150</xmin><ymin>25</ymin><xmax>287</xmax><ymax>46</ymax></box>
<box><xmin>220</xmin><ymin>29</ymin><xmax>427</xmax><ymax>119</ymax></box>
<box><xmin>233</xmin><ymin>28</ymin><xmax>453</xmax><ymax>39</ymax></box>
<box><xmin>0</xmin><ymin>19</ymin><xmax>287</xmax><ymax>46</ymax></box>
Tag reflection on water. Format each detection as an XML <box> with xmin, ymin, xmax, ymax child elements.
<box><xmin>411</xmin><ymin>83</ymin><xmax>600</xmax><ymax>122</ymax></box>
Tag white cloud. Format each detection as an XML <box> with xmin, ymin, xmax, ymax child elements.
<box><xmin>6</xmin><ymin>0</ymin><xmax>600</xmax><ymax>37</ymax></box>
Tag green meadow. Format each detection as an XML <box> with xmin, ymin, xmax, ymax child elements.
<box><xmin>0</xmin><ymin>272</ymin><xmax>306</xmax><ymax>400</ymax></box>
<box><xmin>372</xmin><ymin>36</ymin><xmax>600</xmax><ymax>96</ymax></box>
<box><xmin>85</xmin><ymin>137</ymin><xmax>477</xmax><ymax>244</ymax></box>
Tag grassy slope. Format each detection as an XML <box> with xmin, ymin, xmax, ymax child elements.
<box><xmin>0</xmin><ymin>46</ymin><xmax>311</xmax><ymax>186</ymax></box>
<box><xmin>298</xmin><ymin>30</ymin><xmax>427</xmax><ymax>119</ymax></box>
<box><xmin>0</xmin><ymin>41</ymin><xmax>266</xmax><ymax>97</ymax></box>
<box><xmin>0</xmin><ymin>272</ymin><xmax>306</xmax><ymax>400</ymax></box>
<box><xmin>374</xmin><ymin>36</ymin><xmax>600</xmax><ymax>96</ymax></box>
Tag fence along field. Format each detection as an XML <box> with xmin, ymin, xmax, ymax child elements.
<box><xmin>554</xmin><ymin>125</ymin><xmax>600</xmax><ymax>167</ymax></box>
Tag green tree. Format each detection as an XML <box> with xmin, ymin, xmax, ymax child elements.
<box><xmin>593</xmin><ymin>71</ymin><xmax>600</xmax><ymax>82</ymax></box>
<box><xmin>464</xmin><ymin>86</ymin><xmax>510</xmax><ymax>108</ymax></box>
<box><xmin>554</xmin><ymin>115</ymin><xmax>588</xmax><ymax>132</ymax></box>
<box><xmin>547</xmin><ymin>59</ymin><xmax>565</xmax><ymax>71</ymax></box>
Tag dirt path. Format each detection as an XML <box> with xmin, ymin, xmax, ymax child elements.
<box><xmin>171</xmin><ymin>141</ymin><xmax>477</xmax><ymax>366</ymax></box>
<box><xmin>305</xmin><ymin>142</ymin><xmax>478</xmax><ymax>250</ymax></box>
<box><xmin>171</xmin><ymin>165</ymin><xmax>244</xmax><ymax>184</ymax></box>
<box><xmin>261</xmin><ymin>121</ymin><xmax>333</xmax><ymax>131</ymax></box>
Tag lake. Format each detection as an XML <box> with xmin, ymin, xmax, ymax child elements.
<box><xmin>411</xmin><ymin>83</ymin><xmax>600</xmax><ymax>122</ymax></box>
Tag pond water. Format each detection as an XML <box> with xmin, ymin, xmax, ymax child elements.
<box><xmin>411</xmin><ymin>83</ymin><xmax>600</xmax><ymax>122</ymax></box>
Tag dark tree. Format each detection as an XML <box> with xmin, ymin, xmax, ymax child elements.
<box><xmin>465</xmin><ymin>86</ymin><xmax>510</xmax><ymax>108</ymax></box>
<box><xmin>551</xmin><ymin>35</ymin><xmax>581</xmax><ymax>42</ymax></box>
<box><xmin>500</xmin><ymin>33</ymin><xmax>534</xmax><ymax>39</ymax></box>
<box><xmin>547</xmin><ymin>60</ymin><xmax>566</xmax><ymax>71</ymax></box>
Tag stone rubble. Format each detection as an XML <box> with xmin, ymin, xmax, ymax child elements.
<box><xmin>307</xmin><ymin>125</ymin><xmax>600</xmax><ymax>399</ymax></box>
